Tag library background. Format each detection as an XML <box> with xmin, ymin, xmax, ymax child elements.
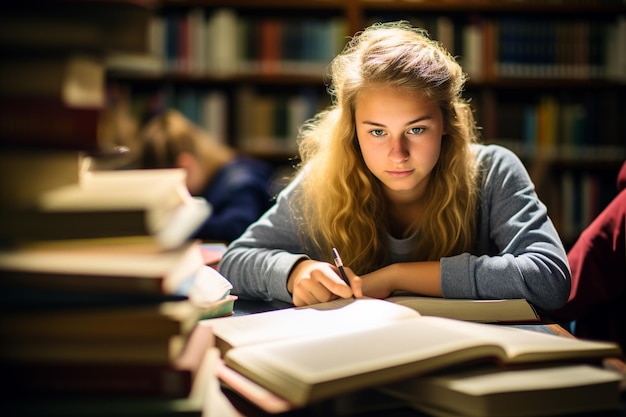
<box><xmin>107</xmin><ymin>0</ymin><xmax>626</xmax><ymax>248</ymax></box>
<box><xmin>0</xmin><ymin>0</ymin><xmax>625</xmax><ymax>416</ymax></box>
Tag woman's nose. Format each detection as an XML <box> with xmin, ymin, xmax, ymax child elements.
<box><xmin>389</xmin><ymin>136</ymin><xmax>409</xmax><ymax>162</ymax></box>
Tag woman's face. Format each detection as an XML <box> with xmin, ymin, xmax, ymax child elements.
<box><xmin>355</xmin><ymin>85</ymin><xmax>445</xmax><ymax>204</ymax></box>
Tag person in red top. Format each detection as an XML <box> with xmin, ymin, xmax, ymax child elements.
<box><xmin>550</xmin><ymin>161</ymin><xmax>626</xmax><ymax>353</ymax></box>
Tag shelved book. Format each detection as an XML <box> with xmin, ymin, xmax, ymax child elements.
<box><xmin>156</xmin><ymin>7</ymin><xmax>348</xmax><ymax>77</ymax></box>
<box><xmin>0</xmin><ymin>0</ymin><xmax>155</xmax><ymax>55</ymax></box>
<box><xmin>0</xmin><ymin>168</ymin><xmax>211</xmax><ymax>250</ymax></box>
<box><xmin>208</xmin><ymin>297</ymin><xmax>621</xmax><ymax>408</ymax></box>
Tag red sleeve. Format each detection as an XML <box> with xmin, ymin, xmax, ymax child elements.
<box><xmin>548</xmin><ymin>182</ymin><xmax>626</xmax><ymax>350</ymax></box>
<box><xmin>563</xmin><ymin>190</ymin><xmax>626</xmax><ymax>310</ymax></box>
<box><xmin>618</xmin><ymin>161</ymin><xmax>626</xmax><ymax>192</ymax></box>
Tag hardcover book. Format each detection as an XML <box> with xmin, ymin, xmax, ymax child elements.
<box><xmin>0</xmin><ymin>168</ymin><xmax>211</xmax><ymax>249</ymax></box>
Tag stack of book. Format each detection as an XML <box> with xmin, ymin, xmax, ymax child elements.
<box><xmin>0</xmin><ymin>1</ymin><xmax>235</xmax><ymax>415</ymax></box>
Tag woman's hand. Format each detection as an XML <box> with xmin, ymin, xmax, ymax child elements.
<box><xmin>288</xmin><ymin>260</ymin><xmax>362</xmax><ymax>306</ymax></box>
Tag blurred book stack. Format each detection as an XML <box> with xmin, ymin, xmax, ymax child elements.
<box><xmin>0</xmin><ymin>1</ymin><xmax>234</xmax><ymax>415</ymax></box>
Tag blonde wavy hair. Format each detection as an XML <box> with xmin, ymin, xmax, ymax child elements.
<box><xmin>296</xmin><ymin>21</ymin><xmax>481</xmax><ymax>274</ymax></box>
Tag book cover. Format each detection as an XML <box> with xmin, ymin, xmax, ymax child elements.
<box><xmin>0</xmin><ymin>315</ymin><xmax>219</xmax><ymax>401</ymax></box>
<box><xmin>2</xmin><ymin>336</ymin><xmax>231</xmax><ymax>417</ymax></box>
<box><xmin>0</xmin><ymin>98</ymin><xmax>102</xmax><ymax>151</ymax></box>
<box><xmin>1</xmin><ymin>333</ymin><xmax>187</xmax><ymax>365</ymax></box>
<box><xmin>0</xmin><ymin>54</ymin><xmax>105</xmax><ymax>107</ymax></box>
<box><xmin>0</xmin><ymin>168</ymin><xmax>211</xmax><ymax>249</ymax></box>
<box><xmin>386</xmin><ymin>295</ymin><xmax>539</xmax><ymax>323</ymax></box>
<box><xmin>381</xmin><ymin>364</ymin><xmax>622</xmax><ymax>417</ymax></box>
<box><xmin>0</xmin><ymin>240</ymin><xmax>205</xmax><ymax>296</ymax></box>
<box><xmin>2</xmin><ymin>328</ymin><xmax>227</xmax><ymax>417</ymax></box>
<box><xmin>206</xmin><ymin>8</ymin><xmax>240</xmax><ymax>75</ymax></box>
<box><xmin>0</xmin><ymin>300</ymin><xmax>203</xmax><ymax>342</ymax></box>
<box><xmin>0</xmin><ymin>149</ymin><xmax>83</xmax><ymax>208</ymax></box>
<box><xmin>2</xmin><ymin>362</ymin><xmax>194</xmax><ymax>399</ymax></box>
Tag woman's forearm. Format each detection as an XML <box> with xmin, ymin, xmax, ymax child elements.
<box><xmin>362</xmin><ymin>261</ymin><xmax>442</xmax><ymax>298</ymax></box>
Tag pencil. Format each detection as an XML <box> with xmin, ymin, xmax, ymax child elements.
<box><xmin>331</xmin><ymin>247</ymin><xmax>351</xmax><ymax>287</ymax></box>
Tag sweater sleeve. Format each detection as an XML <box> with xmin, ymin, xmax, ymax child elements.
<box><xmin>440</xmin><ymin>145</ymin><xmax>571</xmax><ymax>311</ymax></box>
<box><xmin>195</xmin><ymin>159</ymin><xmax>274</xmax><ymax>243</ymax></box>
<box><xmin>217</xmin><ymin>175</ymin><xmax>310</xmax><ymax>304</ymax></box>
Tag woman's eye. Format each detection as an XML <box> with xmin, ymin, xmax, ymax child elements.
<box><xmin>408</xmin><ymin>127</ymin><xmax>425</xmax><ymax>135</ymax></box>
<box><xmin>370</xmin><ymin>129</ymin><xmax>385</xmax><ymax>137</ymax></box>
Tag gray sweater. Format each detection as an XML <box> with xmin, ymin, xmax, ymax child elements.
<box><xmin>218</xmin><ymin>144</ymin><xmax>571</xmax><ymax>311</ymax></box>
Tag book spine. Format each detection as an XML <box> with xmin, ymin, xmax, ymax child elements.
<box><xmin>1</xmin><ymin>336</ymin><xmax>182</xmax><ymax>364</ymax></box>
<box><xmin>259</xmin><ymin>18</ymin><xmax>282</xmax><ymax>75</ymax></box>
<box><xmin>0</xmin><ymin>209</ymin><xmax>150</xmax><ymax>244</ymax></box>
<box><xmin>0</xmin><ymin>314</ymin><xmax>185</xmax><ymax>342</ymax></box>
<box><xmin>0</xmin><ymin>269</ymin><xmax>164</xmax><ymax>296</ymax></box>
<box><xmin>0</xmin><ymin>1</ymin><xmax>152</xmax><ymax>54</ymax></box>
<box><xmin>0</xmin><ymin>99</ymin><xmax>101</xmax><ymax>151</ymax></box>
<box><xmin>2</xmin><ymin>363</ymin><xmax>193</xmax><ymax>398</ymax></box>
<box><xmin>0</xmin><ymin>150</ymin><xmax>81</xmax><ymax>207</ymax></box>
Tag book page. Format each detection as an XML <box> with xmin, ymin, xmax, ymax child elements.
<box><xmin>419</xmin><ymin>317</ymin><xmax>621</xmax><ymax>363</ymax></box>
<box><xmin>154</xmin><ymin>197</ymin><xmax>211</xmax><ymax>249</ymax></box>
<box><xmin>224</xmin><ymin>316</ymin><xmax>499</xmax><ymax>406</ymax></box>
<box><xmin>79</xmin><ymin>168</ymin><xmax>186</xmax><ymax>190</ymax></box>
<box><xmin>226</xmin><ymin>317</ymin><xmax>496</xmax><ymax>383</ymax></box>
<box><xmin>205</xmin><ymin>297</ymin><xmax>421</xmax><ymax>353</ymax></box>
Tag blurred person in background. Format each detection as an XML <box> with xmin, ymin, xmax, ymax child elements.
<box><xmin>137</xmin><ymin>109</ymin><xmax>275</xmax><ymax>243</ymax></box>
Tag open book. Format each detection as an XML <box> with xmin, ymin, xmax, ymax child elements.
<box><xmin>204</xmin><ymin>298</ymin><xmax>621</xmax><ymax>408</ymax></box>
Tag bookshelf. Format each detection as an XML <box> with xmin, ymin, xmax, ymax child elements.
<box><xmin>106</xmin><ymin>0</ymin><xmax>626</xmax><ymax>245</ymax></box>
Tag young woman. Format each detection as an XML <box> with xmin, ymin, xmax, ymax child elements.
<box><xmin>137</xmin><ymin>109</ymin><xmax>275</xmax><ymax>243</ymax></box>
<box><xmin>218</xmin><ymin>21</ymin><xmax>571</xmax><ymax>310</ymax></box>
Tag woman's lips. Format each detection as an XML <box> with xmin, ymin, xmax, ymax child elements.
<box><xmin>386</xmin><ymin>169</ymin><xmax>414</xmax><ymax>178</ymax></box>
